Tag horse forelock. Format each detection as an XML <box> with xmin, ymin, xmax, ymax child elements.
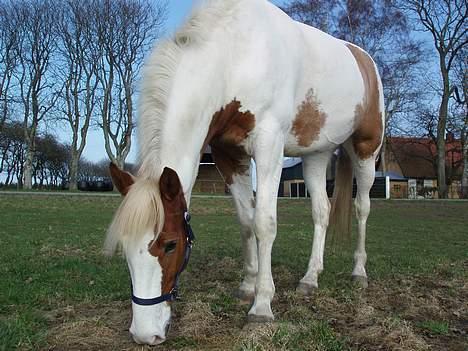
<box><xmin>104</xmin><ymin>179</ymin><xmax>165</xmax><ymax>255</ymax></box>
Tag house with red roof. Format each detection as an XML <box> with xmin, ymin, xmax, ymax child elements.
<box><xmin>381</xmin><ymin>135</ymin><xmax>463</xmax><ymax>198</ymax></box>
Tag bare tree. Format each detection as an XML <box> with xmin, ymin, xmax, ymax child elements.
<box><xmin>462</xmin><ymin>114</ymin><xmax>468</xmax><ymax>198</ymax></box>
<box><xmin>93</xmin><ymin>0</ymin><xmax>167</xmax><ymax>168</ymax></box>
<box><xmin>404</xmin><ymin>0</ymin><xmax>467</xmax><ymax>198</ymax></box>
<box><xmin>451</xmin><ymin>55</ymin><xmax>468</xmax><ymax>198</ymax></box>
<box><xmin>284</xmin><ymin>0</ymin><xmax>424</xmax><ymax>172</ymax></box>
<box><xmin>57</xmin><ymin>0</ymin><xmax>100</xmax><ymax>190</ymax></box>
<box><xmin>283</xmin><ymin>0</ymin><xmax>338</xmax><ymax>32</ymax></box>
<box><xmin>12</xmin><ymin>0</ymin><xmax>59</xmax><ymax>189</ymax></box>
<box><xmin>0</xmin><ymin>121</ymin><xmax>25</xmax><ymax>187</ymax></box>
<box><xmin>34</xmin><ymin>134</ymin><xmax>70</xmax><ymax>188</ymax></box>
<box><xmin>0</xmin><ymin>1</ymin><xmax>19</xmax><ymax>131</ymax></box>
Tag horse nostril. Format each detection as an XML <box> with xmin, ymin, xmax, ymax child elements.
<box><xmin>152</xmin><ymin>336</ymin><xmax>166</xmax><ymax>345</ymax></box>
<box><xmin>131</xmin><ymin>333</ymin><xmax>166</xmax><ymax>345</ymax></box>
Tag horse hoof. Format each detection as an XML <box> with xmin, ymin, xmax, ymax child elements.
<box><xmin>352</xmin><ymin>275</ymin><xmax>368</xmax><ymax>288</ymax></box>
<box><xmin>296</xmin><ymin>282</ymin><xmax>317</xmax><ymax>295</ymax></box>
<box><xmin>247</xmin><ymin>314</ymin><xmax>274</xmax><ymax>324</ymax></box>
<box><xmin>234</xmin><ymin>289</ymin><xmax>255</xmax><ymax>304</ymax></box>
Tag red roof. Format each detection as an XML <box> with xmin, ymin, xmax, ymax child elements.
<box><xmin>388</xmin><ymin>137</ymin><xmax>463</xmax><ymax>179</ymax></box>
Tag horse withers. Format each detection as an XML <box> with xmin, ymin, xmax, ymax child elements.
<box><xmin>106</xmin><ymin>0</ymin><xmax>384</xmax><ymax>345</ymax></box>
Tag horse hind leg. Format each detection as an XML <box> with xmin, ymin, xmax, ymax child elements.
<box><xmin>345</xmin><ymin>143</ymin><xmax>377</xmax><ymax>288</ymax></box>
<box><xmin>297</xmin><ymin>152</ymin><xmax>332</xmax><ymax>295</ymax></box>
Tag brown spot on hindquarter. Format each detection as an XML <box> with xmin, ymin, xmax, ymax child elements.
<box><xmin>347</xmin><ymin>44</ymin><xmax>383</xmax><ymax>160</ymax></box>
<box><xmin>202</xmin><ymin>100</ymin><xmax>255</xmax><ymax>185</ymax></box>
<box><xmin>292</xmin><ymin>89</ymin><xmax>327</xmax><ymax>147</ymax></box>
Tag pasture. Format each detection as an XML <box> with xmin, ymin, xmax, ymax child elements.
<box><xmin>0</xmin><ymin>194</ymin><xmax>466</xmax><ymax>351</ymax></box>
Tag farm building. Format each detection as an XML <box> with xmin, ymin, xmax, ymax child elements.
<box><xmin>194</xmin><ymin>135</ymin><xmax>464</xmax><ymax>199</ymax></box>
<box><xmin>278</xmin><ymin>157</ymin><xmax>336</xmax><ymax>198</ymax></box>
<box><xmin>193</xmin><ymin>148</ymin><xmax>227</xmax><ymax>194</ymax></box>
<box><xmin>381</xmin><ymin>136</ymin><xmax>463</xmax><ymax>199</ymax></box>
<box><xmin>278</xmin><ymin>156</ymin><xmax>390</xmax><ymax>199</ymax></box>
<box><xmin>278</xmin><ymin>136</ymin><xmax>464</xmax><ymax>199</ymax></box>
<box><xmin>375</xmin><ymin>171</ymin><xmax>408</xmax><ymax>199</ymax></box>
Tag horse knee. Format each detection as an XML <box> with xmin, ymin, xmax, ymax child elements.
<box><xmin>254</xmin><ymin>213</ymin><xmax>276</xmax><ymax>240</ymax></box>
<box><xmin>311</xmin><ymin>192</ymin><xmax>330</xmax><ymax>227</ymax></box>
<box><xmin>354</xmin><ymin>195</ymin><xmax>370</xmax><ymax>220</ymax></box>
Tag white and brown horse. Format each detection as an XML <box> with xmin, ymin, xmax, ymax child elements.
<box><xmin>106</xmin><ymin>0</ymin><xmax>384</xmax><ymax>345</ymax></box>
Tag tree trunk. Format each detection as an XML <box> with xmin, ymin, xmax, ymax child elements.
<box><xmin>380</xmin><ymin>136</ymin><xmax>387</xmax><ymax>173</ymax></box>
<box><xmin>115</xmin><ymin>156</ymin><xmax>125</xmax><ymax>170</ymax></box>
<box><xmin>436</xmin><ymin>63</ymin><xmax>450</xmax><ymax>199</ymax></box>
<box><xmin>23</xmin><ymin>148</ymin><xmax>34</xmax><ymax>189</ymax></box>
<box><xmin>462</xmin><ymin>136</ymin><xmax>468</xmax><ymax>199</ymax></box>
<box><xmin>69</xmin><ymin>152</ymin><xmax>79</xmax><ymax>191</ymax></box>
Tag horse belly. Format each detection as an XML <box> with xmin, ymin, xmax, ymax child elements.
<box><xmin>284</xmin><ymin>118</ymin><xmax>353</xmax><ymax>157</ymax></box>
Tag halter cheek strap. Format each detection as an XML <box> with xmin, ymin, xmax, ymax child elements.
<box><xmin>131</xmin><ymin>211</ymin><xmax>195</xmax><ymax>306</ymax></box>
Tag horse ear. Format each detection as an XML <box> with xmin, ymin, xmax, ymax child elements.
<box><xmin>159</xmin><ymin>167</ymin><xmax>182</xmax><ymax>201</ymax></box>
<box><xmin>109</xmin><ymin>163</ymin><xmax>135</xmax><ymax>196</ymax></box>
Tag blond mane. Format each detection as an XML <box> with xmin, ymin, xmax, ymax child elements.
<box><xmin>108</xmin><ymin>1</ymin><xmax>245</xmax><ymax>251</ymax></box>
<box><xmin>104</xmin><ymin>179</ymin><xmax>165</xmax><ymax>255</ymax></box>
<box><xmin>138</xmin><ymin>0</ymin><xmax>242</xmax><ymax>178</ymax></box>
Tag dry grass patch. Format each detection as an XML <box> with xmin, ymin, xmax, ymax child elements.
<box><xmin>354</xmin><ymin>317</ymin><xmax>430</xmax><ymax>351</ymax></box>
<box><xmin>178</xmin><ymin>300</ymin><xmax>219</xmax><ymax>340</ymax></box>
<box><xmin>45</xmin><ymin>303</ymin><xmax>135</xmax><ymax>351</ymax></box>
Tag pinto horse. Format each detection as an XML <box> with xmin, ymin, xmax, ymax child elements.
<box><xmin>106</xmin><ymin>0</ymin><xmax>384</xmax><ymax>345</ymax></box>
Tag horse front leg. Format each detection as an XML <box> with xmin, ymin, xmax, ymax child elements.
<box><xmin>228</xmin><ymin>166</ymin><xmax>257</xmax><ymax>304</ymax></box>
<box><xmin>247</xmin><ymin>128</ymin><xmax>284</xmax><ymax>323</ymax></box>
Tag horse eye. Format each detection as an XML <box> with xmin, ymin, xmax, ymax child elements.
<box><xmin>165</xmin><ymin>241</ymin><xmax>177</xmax><ymax>254</ymax></box>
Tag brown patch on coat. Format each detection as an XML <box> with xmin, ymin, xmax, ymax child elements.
<box><xmin>202</xmin><ymin>100</ymin><xmax>255</xmax><ymax>185</ymax></box>
<box><xmin>148</xmin><ymin>167</ymin><xmax>188</xmax><ymax>296</ymax></box>
<box><xmin>291</xmin><ymin>89</ymin><xmax>327</xmax><ymax>147</ymax></box>
<box><xmin>347</xmin><ymin>44</ymin><xmax>383</xmax><ymax>160</ymax></box>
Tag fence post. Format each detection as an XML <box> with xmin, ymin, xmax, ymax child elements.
<box><xmin>385</xmin><ymin>176</ymin><xmax>391</xmax><ymax>199</ymax></box>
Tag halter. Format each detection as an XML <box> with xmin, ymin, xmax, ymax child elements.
<box><xmin>131</xmin><ymin>211</ymin><xmax>195</xmax><ymax>306</ymax></box>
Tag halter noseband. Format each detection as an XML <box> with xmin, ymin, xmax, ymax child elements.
<box><xmin>131</xmin><ymin>211</ymin><xmax>195</xmax><ymax>306</ymax></box>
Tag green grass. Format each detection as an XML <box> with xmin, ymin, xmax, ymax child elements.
<box><xmin>0</xmin><ymin>195</ymin><xmax>467</xmax><ymax>350</ymax></box>
<box><xmin>417</xmin><ymin>320</ymin><xmax>450</xmax><ymax>335</ymax></box>
<box><xmin>271</xmin><ymin>320</ymin><xmax>346</xmax><ymax>351</ymax></box>
<box><xmin>238</xmin><ymin>320</ymin><xmax>345</xmax><ymax>351</ymax></box>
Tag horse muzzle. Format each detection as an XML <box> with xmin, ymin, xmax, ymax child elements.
<box><xmin>131</xmin><ymin>332</ymin><xmax>166</xmax><ymax>345</ymax></box>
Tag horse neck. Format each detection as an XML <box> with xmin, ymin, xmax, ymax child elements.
<box><xmin>138</xmin><ymin>25</ymin><xmax>232</xmax><ymax>198</ymax></box>
<box><xmin>139</xmin><ymin>80</ymin><xmax>224</xmax><ymax>200</ymax></box>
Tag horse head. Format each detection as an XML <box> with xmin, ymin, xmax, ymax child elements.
<box><xmin>107</xmin><ymin>164</ymin><xmax>193</xmax><ymax>345</ymax></box>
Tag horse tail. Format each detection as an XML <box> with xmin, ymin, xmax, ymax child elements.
<box><xmin>328</xmin><ymin>148</ymin><xmax>353</xmax><ymax>243</ymax></box>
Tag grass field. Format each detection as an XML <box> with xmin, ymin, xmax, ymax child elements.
<box><xmin>0</xmin><ymin>194</ymin><xmax>467</xmax><ymax>351</ymax></box>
